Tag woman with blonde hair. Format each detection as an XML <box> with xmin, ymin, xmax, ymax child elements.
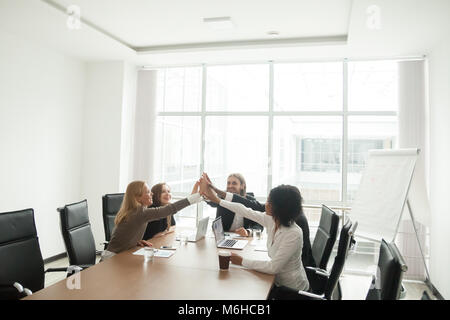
<box><xmin>101</xmin><ymin>180</ymin><xmax>201</xmax><ymax>261</ymax></box>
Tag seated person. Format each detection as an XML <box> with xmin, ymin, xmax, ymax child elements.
<box><xmin>201</xmin><ymin>178</ymin><xmax>309</xmax><ymax>295</ymax></box>
<box><xmin>203</xmin><ymin>172</ymin><xmax>315</xmax><ymax>268</ymax></box>
<box><xmin>101</xmin><ymin>180</ymin><xmax>201</xmax><ymax>261</ymax></box>
<box><xmin>143</xmin><ymin>183</ymin><xmax>176</xmax><ymax>240</ymax></box>
<box><xmin>206</xmin><ymin>173</ymin><xmax>263</xmax><ymax>237</ymax></box>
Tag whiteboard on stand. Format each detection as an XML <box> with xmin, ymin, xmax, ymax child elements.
<box><xmin>350</xmin><ymin>149</ymin><xmax>418</xmax><ymax>242</ymax></box>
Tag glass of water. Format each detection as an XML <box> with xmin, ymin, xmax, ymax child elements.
<box><xmin>254</xmin><ymin>229</ymin><xmax>262</xmax><ymax>240</ymax></box>
<box><xmin>144</xmin><ymin>247</ymin><xmax>155</xmax><ymax>262</ymax></box>
<box><xmin>180</xmin><ymin>233</ymin><xmax>188</xmax><ymax>246</ymax></box>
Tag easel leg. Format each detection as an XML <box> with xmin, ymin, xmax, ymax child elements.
<box><xmin>406</xmin><ymin>200</ymin><xmax>432</xmax><ymax>284</ymax></box>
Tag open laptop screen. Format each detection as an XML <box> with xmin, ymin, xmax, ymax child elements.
<box><xmin>212</xmin><ymin>216</ymin><xmax>225</xmax><ymax>244</ymax></box>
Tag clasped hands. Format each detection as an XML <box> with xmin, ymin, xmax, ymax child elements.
<box><xmin>198</xmin><ymin>172</ymin><xmax>221</xmax><ymax>203</ymax></box>
<box><xmin>197</xmin><ymin>173</ymin><xmax>244</xmax><ymax>265</ymax></box>
<box><xmin>198</xmin><ymin>173</ymin><xmax>249</xmax><ymax>237</ymax></box>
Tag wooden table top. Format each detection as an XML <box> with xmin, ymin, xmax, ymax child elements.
<box><xmin>24</xmin><ymin>231</ymin><xmax>274</xmax><ymax>300</ymax></box>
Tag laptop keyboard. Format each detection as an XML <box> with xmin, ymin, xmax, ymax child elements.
<box><xmin>223</xmin><ymin>239</ymin><xmax>237</xmax><ymax>247</ymax></box>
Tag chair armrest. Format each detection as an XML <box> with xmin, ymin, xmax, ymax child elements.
<box><xmin>45</xmin><ymin>267</ymin><xmax>69</xmax><ymax>273</ymax></box>
<box><xmin>74</xmin><ymin>264</ymin><xmax>93</xmax><ymax>269</ymax></box>
<box><xmin>46</xmin><ymin>264</ymin><xmax>93</xmax><ymax>275</ymax></box>
<box><xmin>297</xmin><ymin>290</ymin><xmax>326</xmax><ymax>300</ymax></box>
<box><xmin>306</xmin><ymin>266</ymin><xmax>329</xmax><ymax>277</ymax></box>
<box><xmin>369</xmin><ymin>274</ymin><xmax>377</xmax><ymax>289</ymax></box>
<box><xmin>99</xmin><ymin>241</ymin><xmax>109</xmax><ymax>253</ymax></box>
<box><xmin>315</xmin><ymin>269</ymin><xmax>329</xmax><ymax>277</ymax></box>
<box><xmin>0</xmin><ymin>282</ymin><xmax>32</xmax><ymax>299</ymax></box>
<box><xmin>0</xmin><ymin>282</ymin><xmax>23</xmax><ymax>292</ymax></box>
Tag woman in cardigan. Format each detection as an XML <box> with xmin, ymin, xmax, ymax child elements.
<box><xmin>101</xmin><ymin>180</ymin><xmax>201</xmax><ymax>261</ymax></box>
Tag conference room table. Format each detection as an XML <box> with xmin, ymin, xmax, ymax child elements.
<box><xmin>24</xmin><ymin>229</ymin><xmax>275</xmax><ymax>300</ymax></box>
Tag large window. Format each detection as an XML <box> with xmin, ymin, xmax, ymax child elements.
<box><xmin>153</xmin><ymin>61</ymin><xmax>398</xmax><ymax>225</ymax></box>
<box><xmin>272</xmin><ymin>116</ymin><xmax>342</xmax><ymax>202</ymax></box>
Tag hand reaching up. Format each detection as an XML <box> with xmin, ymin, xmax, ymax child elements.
<box><xmin>201</xmin><ymin>172</ymin><xmax>226</xmax><ymax>199</ymax></box>
<box><xmin>191</xmin><ymin>180</ymin><xmax>200</xmax><ymax>195</ymax></box>
<box><xmin>200</xmin><ymin>176</ymin><xmax>221</xmax><ymax>204</ymax></box>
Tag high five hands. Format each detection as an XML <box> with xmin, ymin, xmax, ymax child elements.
<box><xmin>199</xmin><ymin>173</ymin><xmax>221</xmax><ymax>204</ymax></box>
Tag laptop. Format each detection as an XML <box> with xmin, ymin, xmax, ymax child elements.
<box><xmin>212</xmin><ymin>216</ymin><xmax>248</xmax><ymax>250</ymax></box>
<box><xmin>176</xmin><ymin>216</ymin><xmax>209</xmax><ymax>242</ymax></box>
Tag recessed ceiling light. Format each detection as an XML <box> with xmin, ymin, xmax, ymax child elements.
<box><xmin>267</xmin><ymin>31</ymin><xmax>280</xmax><ymax>36</ymax></box>
<box><xmin>203</xmin><ymin>17</ymin><xmax>234</xmax><ymax>30</ymax></box>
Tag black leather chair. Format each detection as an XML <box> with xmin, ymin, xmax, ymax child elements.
<box><xmin>57</xmin><ymin>200</ymin><xmax>96</xmax><ymax>269</ymax></box>
<box><xmin>307</xmin><ymin>219</ymin><xmax>358</xmax><ymax>299</ymax></box>
<box><xmin>306</xmin><ymin>205</ymin><xmax>339</xmax><ymax>291</ymax></box>
<box><xmin>102</xmin><ymin>193</ymin><xmax>124</xmax><ymax>247</ymax></box>
<box><xmin>310</xmin><ymin>205</ymin><xmax>340</xmax><ymax>269</ymax></box>
<box><xmin>273</xmin><ymin>219</ymin><xmax>357</xmax><ymax>300</ymax></box>
<box><xmin>366</xmin><ymin>239</ymin><xmax>408</xmax><ymax>300</ymax></box>
<box><xmin>0</xmin><ymin>209</ymin><xmax>67</xmax><ymax>300</ymax></box>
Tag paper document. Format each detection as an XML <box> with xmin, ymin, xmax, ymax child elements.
<box><xmin>250</xmin><ymin>239</ymin><xmax>266</xmax><ymax>246</ymax></box>
<box><xmin>224</xmin><ymin>232</ymin><xmax>241</xmax><ymax>238</ymax></box>
<box><xmin>254</xmin><ymin>246</ymin><xmax>268</xmax><ymax>252</ymax></box>
<box><xmin>133</xmin><ymin>248</ymin><xmax>175</xmax><ymax>258</ymax></box>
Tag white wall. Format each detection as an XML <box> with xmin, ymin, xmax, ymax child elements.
<box><xmin>132</xmin><ymin>70</ymin><xmax>158</xmax><ymax>183</ymax></box>
<box><xmin>0</xmin><ymin>27</ymin><xmax>138</xmax><ymax>257</ymax></box>
<box><xmin>428</xmin><ymin>40</ymin><xmax>450</xmax><ymax>299</ymax></box>
<box><xmin>81</xmin><ymin>61</ymin><xmax>124</xmax><ymax>249</ymax></box>
<box><xmin>119</xmin><ymin>63</ymin><xmax>138</xmax><ymax>191</ymax></box>
<box><xmin>81</xmin><ymin>61</ymin><xmax>138</xmax><ymax>248</ymax></box>
<box><xmin>0</xmin><ymin>29</ymin><xmax>86</xmax><ymax>259</ymax></box>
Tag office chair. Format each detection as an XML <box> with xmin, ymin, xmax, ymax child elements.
<box><xmin>57</xmin><ymin>200</ymin><xmax>96</xmax><ymax>271</ymax></box>
<box><xmin>310</xmin><ymin>205</ymin><xmax>340</xmax><ymax>269</ymax></box>
<box><xmin>102</xmin><ymin>193</ymin><xmax>124</xmax><ymax>248</ymax></box>
<box><xmin>0</xmin><ymin>208</ymin><xmax>68</xmax><ymax>300</ymax></box>
<box><xmin>306</xmin><ymin>205</ymin><xmax>339</xmax><ymax>290</ymax></box>
<box><xmin>273</xmin><ymin>219</ymin><xmax>357</xmax><ymax>300</ymax></box>
<box><xmin>366</xmin><ymin>239</ymin><xmax>408</xmax><ymax>300</ymax></box>
<box><xmin>307</xmin><ymin>219</ymin><xmax>358</xmax><ymax>299</ymax></box>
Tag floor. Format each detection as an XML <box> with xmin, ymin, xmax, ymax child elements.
<box><xmin>43</xmin><ymin>255</ymin><xmax>437</xmax><ymax>300</ymax></box>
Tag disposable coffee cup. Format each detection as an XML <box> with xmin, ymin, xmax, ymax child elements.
<box><xmin>218</xmin><ymin>250</ymin><xmax>231</xmax><ymax>270</ymax></box>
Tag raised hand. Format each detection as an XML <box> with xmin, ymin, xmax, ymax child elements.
<box><xmin>202</xmin><ymin>172</ymin><xmax>212</xmax><ymax>185</ymax></box>
<box><xmin>199</xmin><ymin>175</ymin><xmax>209</xmax><ymax>195</ymax></box>
<box><xmin>200</xmin><ymin>177</ymin><xmax>220</xmax><ymax>204</ymax></box>
<box><xmin>191</xmin><ymin>180</ymin><xmax>200</xmax><ymax>195</ymax></box>
<box><xmin>201</xmin><ymin>172</ymin><xmax>226</xmax><ymax>199</ymax></box>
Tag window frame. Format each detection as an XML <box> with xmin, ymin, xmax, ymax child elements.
<box><xmin>156</xmin><ymin>61</ymin><xmax>397</xmax><ymax>209</ymax></box>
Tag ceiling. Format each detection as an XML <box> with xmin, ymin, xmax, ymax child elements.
<box><xmin>49</xmin><ymin>0</ymin><xmax>352</xmax><ymax>49</ymax></box>
<box><xmin>0</xmin><ymin>0</ymin><xmax>449</xmax><ymax>66</ymax></box>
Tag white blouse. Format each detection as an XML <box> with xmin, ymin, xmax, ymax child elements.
<box><xmin>219</xmin><ymin>199</ymin><xmax>309</xmax><ymax>291</ymax></box>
